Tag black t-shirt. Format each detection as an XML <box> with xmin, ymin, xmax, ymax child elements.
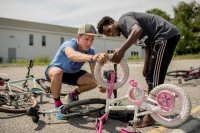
<box><xmin>118</xmin><ymin>12</ymin><xmax>179</xmax><ymax>46</ymax></box>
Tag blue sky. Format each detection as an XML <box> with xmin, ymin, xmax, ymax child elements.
<box><xmin>0</xmin><ymin>0</ymin><xmax>194</xmax><ymax>28</ymax></box>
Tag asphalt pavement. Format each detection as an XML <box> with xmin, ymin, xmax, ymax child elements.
<box><xmin>0</xmin><ymin>59</ymin><xmax>200</xmax><ymax>133</ymax></box>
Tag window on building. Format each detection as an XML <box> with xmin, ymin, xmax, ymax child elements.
<box><xmin>131</xmin><ymin>51</ymin><xmax>133</xmax><ymax>56</ymax></box>
<box><xmin>61</xmin><ymin>37</ymin><xmax>64</xmax><ymax>45</ymax></box>
<box><xmin>131</xmin><ymin>51</ymin><xmax>139</xmax><ymax>56</ymax></box>
<box><xmin>42</xmin><ymin>36</ymin><xmax>46</xmax><ymax>46</ymax></box>
<box><xmin>29</xmin><ymin>34</ymin><xmax>33</xmax><ymax>46</ymax></box>
<box><xmin>134</xmin><ymin>51</ymin><xmax>138</xmax><ymax>56</ymax></box>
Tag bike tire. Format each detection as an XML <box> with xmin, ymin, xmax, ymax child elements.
<box><xmin>149</xmin><ymin>84</ymin><xmax>191</xmax><ymax>127</ymax></box>
<box><xmin>0</xmin><ymin>94</ymin><xmax>37</xmax><ymax>114</ymax></box>
<box><xmin>61</xmin><ymin>98</ymin><xmax>106</xmax><ymax>117</ymax></box>
<box><xmin>166</xmin><ymin>70</ymin><xmax>188</xmax><ymax>77</ymax></box>
<box><xmin>94</xmin><ymin>55</ymin><xmax>129</xmax><ymax>90</ymax></box>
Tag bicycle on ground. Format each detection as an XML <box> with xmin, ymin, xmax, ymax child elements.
<box><xmin>0</xmin><ymin>60</ymin><xmax>67</xmax><ymax>113</ymax></box>
<box><xmin>26</xmin><ymin>55</ymin><xmax>191</xmax><ymax>133</ymax></box>
<box><xmin>166</xmin><ymin>66</ymin><xmax>200</xmax><ymax>84</ymax></box>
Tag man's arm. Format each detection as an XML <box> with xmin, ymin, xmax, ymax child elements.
<box><xmin>121</xmin><ymin>24</ymin><xmax>143</xmax><ymax>52</ymax></box>
<box><xmin>65</xmin><ymin>47</ymin><xmax>108</xmax><ymax>64</ymax></box>
<box><xmin>111</xmin><ymin>24</ymin><xmax>143</xmax><ymax>63</ymax></box>
<box><xmin>64</xmin><ymin>47</ymin><xmax>93</xmax><ymax>62</ymax></box>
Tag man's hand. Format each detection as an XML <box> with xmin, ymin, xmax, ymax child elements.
<box><xmin>93</xmin><ymin>53</ymin><xmax>109</xmax><ymax>64</ymax></box>
<box><xmin>110</xmin><ymin>48</ymin><xmax>125</xmax><ymax>63</ymax></box>
<box><xmin>98</xmin><ymin>85</ymin><xmax>106</xmax><ymax>93</ymax></box>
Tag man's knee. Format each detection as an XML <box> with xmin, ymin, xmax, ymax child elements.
<box><xmin>49</xmin><ymin>68</ymin><xmax>63</xmax><ymax>82</ymax></box>
<box><xmin>88</xmin><ymin>77</ymin><xmax>98</xmax><ymax>88</ymax></box>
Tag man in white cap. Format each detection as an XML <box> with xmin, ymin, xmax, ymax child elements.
<box><xmin>45</xmin><ymin>24</ymin><xmax>108</xmax><ymax>119</ymax></box>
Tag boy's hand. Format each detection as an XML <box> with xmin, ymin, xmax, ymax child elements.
<box><xmin>110</xmin><ymin>48</ymin><xmax>125</xmax><ymax>63</ymax></box>
<box><xmin>93</xmin><ymin>53</ymin><xmax>109</xmax><ymax>64</ymax></box>
<box><xmin>98</xmin><ymin>85</ymin><xmax>106</xmax><ymax>93</ymax></box>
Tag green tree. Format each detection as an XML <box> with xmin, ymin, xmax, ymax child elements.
<box><xmin>173</xmin><ymin>0</ymin><xmax>200</xmax><ymax>55</ymax></box>
<box><xmin>146</xmin><ymin>8</ymin><xmax>171</xmax><ymax>21</ymax></box>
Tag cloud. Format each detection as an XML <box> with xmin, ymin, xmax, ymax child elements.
<box><xmin>0</xmin><ymin>0</ymin><xmax>196</xmax><ymax>28</ymax></box>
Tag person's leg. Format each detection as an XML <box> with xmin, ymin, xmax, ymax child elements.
<box><xmin>134</xmin><ymin>46</ymin><xmax>154</xmax><ymax>127</ymax></box>
<box><xmin>137</xmin><ymin>41</ymin><xmax>166</xmax><ymax>128</ymax></box>
<box><xmin>137</xmin><ymin>35</ymin><xmax>180</xmax><ymax>128</ymax></box>
<box><xmin>62</xmin><ymin>70</ymin><xmax>97</xmax><ymax>102</ymax></box>
<box><xmin>47</xmin><ymin>67</ymin><xmax>63</xmax><ymax>107</ymax></box>
<box><xmin>146</xmin><ymin>36</ymin><xmax>180</xmax><ymax>91</ymax></box>
<box><xmin>76</xmin><ymin>72</ymin><xmax>97</xmax><ymax>93</ymax></box>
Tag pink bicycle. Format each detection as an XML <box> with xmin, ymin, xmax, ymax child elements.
<box><xmin>94</xmin><ymin>55</ymin><xmax>191</xmax><ymax>133</ymax></box>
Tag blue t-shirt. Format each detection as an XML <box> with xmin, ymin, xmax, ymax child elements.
<box><xmin>48</xmin><ymin>38</ymin><xmax>95</xmax><ymax>73</ymax></box>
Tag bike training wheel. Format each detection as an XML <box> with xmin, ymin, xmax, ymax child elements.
<box><xmin>166</xmin><ymin>70</ymin><xmax>188</xmax><ymax>77</ymax></box>
<box><xmin>94</xmin><ymin>55</ymin><xmax>129</xmax><ymax>90</ymax></box>
<box><xmin>61</xmin><ymin>98</ymin><xmax>106</xmax><ymax>118</ymax></box>
<box><xmin>0</xmin><ymin>94</ymin><xmax>37</xmax><ymax>114</ymax></box>
<box><xmin>149</xmin><ymin>84</ymin><xmax>191</xmax><ymax>127</ymax></box>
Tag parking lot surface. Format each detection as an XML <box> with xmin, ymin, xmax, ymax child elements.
<box><xmin>0</xmin><ymin>59</ymin><xmax>200</xmax><ymax>133</ymax></box>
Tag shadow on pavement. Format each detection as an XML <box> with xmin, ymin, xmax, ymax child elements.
<box><xmin>0</xmin><ymin>113</ymin><xmax>26</xmax><ymax>119</ymax></box>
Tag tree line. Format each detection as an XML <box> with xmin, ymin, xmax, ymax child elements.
<box><xmin>146</xmin><ymin>0</ymin><xmax>200</xmax><ymax>55</ymax></box>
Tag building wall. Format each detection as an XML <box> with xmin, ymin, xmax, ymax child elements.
<box><xmin>0</xmin><ymin>26</ymin><xmax>144</xmax><ymax>63</ymax></box>
<box><xmin>93</xmin><ymin>37</ymin><xmax>144</xmax><ymax>59</ymax></box>
<box><xmin>0</xmin><ymin>27</ymin><xmax>74</xmax><ymax>62</ymax></box>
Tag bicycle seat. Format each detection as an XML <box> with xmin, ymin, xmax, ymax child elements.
<box><xmin>31</xmin><ymin>88</ymin><xmax>43</xmax><ymax>95</ymax></box>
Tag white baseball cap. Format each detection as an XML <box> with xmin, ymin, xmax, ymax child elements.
<box><xmin>78</xmin><ymin>23</ymin><xmax>97</xmax><ymax>35</ymax></box>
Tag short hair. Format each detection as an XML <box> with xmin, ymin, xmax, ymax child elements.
<box><xmin>97</xmin><ymin>16</ymin><xmax>114</xmax><ymax>34</ymax></box>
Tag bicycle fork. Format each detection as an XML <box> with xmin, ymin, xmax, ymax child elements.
<box><xmin>95</xmin><ymin>72</ymin><xmax>142</xmax><ymax>133</ymax></box>
<box><xmin>95</xmin><ymin>71</ymin><xmax>115</xmax><ymax>133</ymax></box>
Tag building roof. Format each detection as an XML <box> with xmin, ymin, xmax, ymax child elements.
<box><xmin>0</xmin><ymin>17</ymin><xmax>78</xmax><ymax>34</ymax></box>
<box><xmin>0</xmin><ymin>17</ymin><xmax>125</xmax><ymax>41</ymax></box>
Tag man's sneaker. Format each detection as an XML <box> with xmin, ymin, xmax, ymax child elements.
<box><xmin>65</xmin><ymin>93</ymin><xmax>82</xmax><ymax>111</ymax></box>
<box><xmin>66</xmin><ymin>92</ymin><xmax>79</xmax><ymax>103</ymax></box>
<box><xmin>55</xmin><ymin>105</ymin><xmax>68</xmax><ymax>120</ymax></box>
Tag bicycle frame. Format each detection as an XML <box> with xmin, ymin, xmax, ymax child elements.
<box><xmin>5</xmin><ymin>77</ymin><xmax>37</xmax><ymax>92</ymax></box>
<box><xmin>95</xmin><ymin>71</ymin><xmax>168</xmax><ymax>133</ymax></box>
<box><xmin>0</xmin><ymin>77</ymin><xmax>44</xmax><ymax>109</ymax></box>
<box><xmin>166</xmin><ymin>66</ymin><xmax>200</xmax><ymax>85</ymax></box>
<box><xmin>184</xmin><ymin>67</ymin><xmax>200</xmax><ymax>80</ymax></box>
<box><xmin>0</xmin><ymin>61</ymin><xmax>48</xmax><ymax>108</ymax></box>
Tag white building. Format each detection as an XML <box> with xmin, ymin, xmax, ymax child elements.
<box><xmin>0</xmin><ymin>17</ymin><xmax>144</xmax><ymax>63</ymax></box>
